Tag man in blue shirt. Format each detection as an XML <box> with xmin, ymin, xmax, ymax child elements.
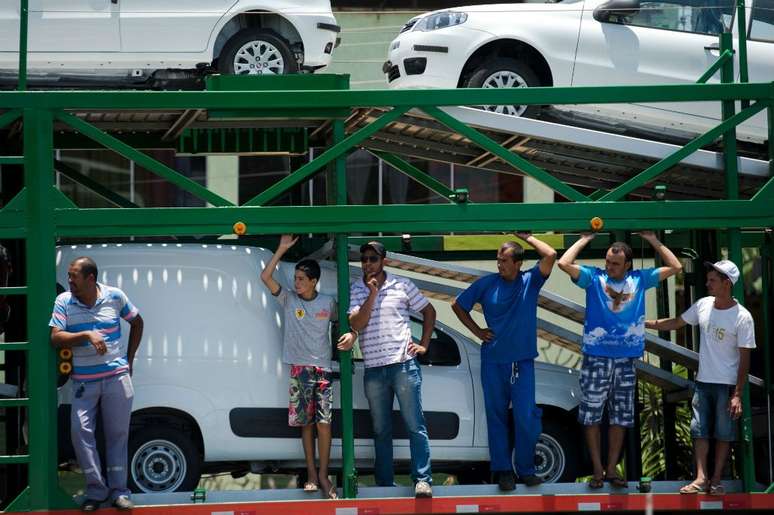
<box><xmin>452</xmin><ymin>232</ymin><xmax>556</xmax><ymax>491</ymax></box>
<box><xmin>557</xmin><ymin>231</ymin><xmax>681</xmax><ymax>489</ymax></box>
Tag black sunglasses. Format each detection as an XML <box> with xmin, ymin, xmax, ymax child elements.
<box><xmin>360</xmin><ymin>255</ymin><xmax>381</xmax><ymax>263</ymax></box>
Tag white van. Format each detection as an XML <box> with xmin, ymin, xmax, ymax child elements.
<box><xmin>55</xmin><ymin>243</ymin><xmax>585</xmax><ymax>493</ymax></box>
<box><xmin>0</xmin><ymin>1</ymin><xmax>339</xmax><ymax>87</ymax></box>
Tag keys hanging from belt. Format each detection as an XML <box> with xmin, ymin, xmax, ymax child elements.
<box><xmin>510</xmin><ymin>362</ymin><xmax>519</xmax><ymax>384</ymax></box>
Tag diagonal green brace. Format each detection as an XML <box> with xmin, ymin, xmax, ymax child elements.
<box><xmin>0</xmin><ymin>109</ymin><xmax>21</xmax><ymax>130</ymax></box>
<box><xmin>373</xmin><ymin>151</ymin><xmax>458</xmax><ymax>202</ymax></box>
<box><xmin>244</xmin><ymin>106</ymin><xmax>410</xmax><ymax>206</ymax></box>
<box><xmin>599</xmin><ymin>101</ymin><xmax>766</xmax><ymax>201</ymax></box>
<box><xmin>696</xmin><ymin>49</ymin><xmax>733</xmax><ymax>84</ymax></box>
<box><xmin>421</xmin><ymin>106</ymin><xmax>589</xmax><ymax>202</ymax></box>
<box><xmin>56</xmin><ymin>111</ymin><xmax>233</xmax><ymax>207</ymax></box>
<box><xmin>55</xmin><ymin>160</ymin><xmax>139</xmax><ymax>208</ymax></box>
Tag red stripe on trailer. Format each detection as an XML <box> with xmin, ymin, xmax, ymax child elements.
<box><xmin>9</xmin><ymin>493</ymin><xmax>774</xmax><ymax>515</ymax></box>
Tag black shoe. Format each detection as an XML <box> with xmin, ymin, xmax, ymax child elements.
<box><xmin>497</xmin><ymin>471</ymin><xmax>516</xmax><ymax>492</ymax></box>
<box><xmin>522</xmin><ymin>475</ymin><xmax>543</xmax><ymax>487</ymax></box>
<box><xmin>80</xmin><ymin>498</ymin><xmax>106</xmax><ymax>512</ymax></box>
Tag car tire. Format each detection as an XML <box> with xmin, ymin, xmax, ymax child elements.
<box><xmin>512</xmin><ymin>417</ymin><xmax>579</xmax><ymax>483</ymax></box>
<box><xmin>218</xmin><ymin>29</ymin><xmax>298</xmax><ymax>76</ymax></box>
<box><xmin>128</xmin><ymin>425</ymin><xmax>201</xmax><ymax>494</ymax></box>
<box><xmin>465</xmin><ymin>58</ymin><xmax>541</xmax><ymax>118</ymax></box>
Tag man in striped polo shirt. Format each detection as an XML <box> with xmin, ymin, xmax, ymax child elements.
<box><xmin>346</xmin><ymin>241</ymin><xmax>436</xmax><ymax>498</ymax></box>
<box><xmin>50</xmin><ymin>257</ymin><xmax>144</xmax><ymax>511</ymax></box>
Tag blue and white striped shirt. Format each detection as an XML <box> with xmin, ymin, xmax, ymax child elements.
<box><xmin>49</xmin><ymin>283</ymin><xmax>139</xmax><ymax>382</ymax></box>
<box><xmin>349</xmin><ymin>273</ymin><xmax>429</xmax><ymax>368</ymax></box>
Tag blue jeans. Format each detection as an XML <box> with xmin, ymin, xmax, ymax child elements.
<box><xmin>364</xmin><ymin>358</ymin><xmax>432</xmax><ymax>485</ymax></box>
<box><xmin>691</xmin><ymin>381</ymin><xmax>737</xmax><ymax>441</ymax></box>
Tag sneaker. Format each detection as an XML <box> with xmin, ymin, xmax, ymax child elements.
<box><xmin>112</xmin><ymin>496</ymin><xmax>134</xmax><ymax>511</ymax></box>
<box><xmin>414</xmin><ymin>480</ymin><xmax>433</xmax><ymax>498</ymax></box>
<box><xmin>497</xmin><ymin>471</ymin><xmax>516</xmax><ymax>492</ymax></box>
<box><xmin>522</xmin><ymin>475</ymin><xmax>543</xmax><ymax>487</ymax></box>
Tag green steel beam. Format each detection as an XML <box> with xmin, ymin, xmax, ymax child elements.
<box><xmin>0</xmin><ymin>83</ymin><xmax>772</xmax><ymax>110</ymax></box>
<box><xmin>0</xmin><ymin>286</ymin><xmax>27</xmax><ymax>295</ymax></box>
<box><xmin>0</xmin><ymin>109</ymin><xmax>22</xmax><ymax>130</ymax></box>
<box><xmin>334</xmin><ymin>119</ymin><xmax>357</xmax><ymax>499</ymax></box>
<box><xmin>736</xmin><ymin>0</ymin><xmax>750</xmax><ymax>109</ymax></box>
<box><xmin>422</xmin><ymin>106</ymin><xmax>589</xmax><ymax>202</ymax></box>
<box><xmin>55</xmin><ymin>160</ymin><xmax>139</xmax><ymax>208</ymax></box>
<box><xmin>0</xmin><ymin>156</ymin><xmax>24</xmax><ymax>165</ymax></box>
<box><xmin>0</xmin><ymin>342</ymin><xmax>29</xmax><ymax>351</ymax></box>
<box><xmin>373</xmin><ymin>151</ymin><xmax>457</xmax><ymax>202</ymax></box>
<box><xmin>0</xmin><ymin>455</ymin><xmax>30</xmax><ymax>465</ymax></box>
<box><xmin>18</xmin><ymin>0</ymin><xmax>28</xmax><ymax>91</ymax></box>
<box><xmin>51</xmin><ymin>200</ymin><xmax>774</xmax><ymax>237</ymax></box>
<box><xmin>719</xmin><ymin>33</ymin><xmax>755</xmax><ymax>492</ymax></box>
<box><xmin>21</xmin><ymin>109</ymin><xmax>76</xmax><ymax>510</ymax></box>
<box><xmin>696</xmin><ymin>49</ymin><xmax>733</xmax><ymax>84</ymax></box>
<box><xmin>599</xmin><ymin>102</ymin><xmax>766</xmax><ymax>201</ymax></box>
<box><xmin>0</xmin><ymin>397</ymin><xmax>29</xmax><ymax>407</ymax></box>
<box><xmin>244</xmin><ymin>106</ymin><xmax>410</xmax><ymax>206</ymax></box>
<box><xmin>56</xmin><ymin>112</ymin><xmax>233</xmax><ymax>207</ymax></box>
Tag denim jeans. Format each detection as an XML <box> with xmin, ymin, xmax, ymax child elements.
<box><xmin>364</xmin><ymin>358</ymin><xmax>432</xmax><ymax>485</ymax></box>
<box><xmin>690</xmin><ymin>381</ymin><xmax>737</xmax><ymax>441</ymax></box>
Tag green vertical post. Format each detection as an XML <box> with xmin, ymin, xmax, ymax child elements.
<box><xmin>16</xmin><ymin>109</ymin><xmax>72</xmax><ymax>511</ymax></box>
<box><xmin>334</xmin><ymin>119</ymin><xmax>357</xmax><ymax>498</ymax></box>
<box><xmin>720</xmin><ymin>33</ymin><xmax>755</xmax><ymax>491</ymax></box>
<box><xmin>735</xmin><ymin>0</ymin><xmax>749</xmax><ymax>85</ymax></box>
<box><xmin>18</xmin><ymin>0</ymin><xmax>28</xmax><ymax>91</ymax></box>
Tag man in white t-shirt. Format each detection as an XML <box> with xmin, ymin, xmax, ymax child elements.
<box><xmin>646</xmin><ymin>260</ymin><xmax>755</xmax><ymax>496</ymax></box>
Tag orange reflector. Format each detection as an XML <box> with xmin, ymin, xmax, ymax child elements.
<box><xmin>233</xmin><ymin>222</ymin><xmax>247</xmax><ymax>235</ymax></box>
<box><xmin>59</xmin><ymin>362</ymin><xmax>72</xmax><ymax>375</ymax></box>
<box><xmin>59</xmin><ymin>348</ymin><xmax>73</xmax><ymax>360</ymax></box>
<box><xmin>590</xmin><ymin>217</ymin><xmax>604</xmax><ymax>231</ymax></box>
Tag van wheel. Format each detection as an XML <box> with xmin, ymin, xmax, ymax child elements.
<box><xmin>218</xmin><ymin>29</ymin><xmax>298</xmax><ymax>76</ymax></box>
<box><xmin>465</xmin><ymin>58</ymin><xmax>541</xmax><ymax>118</ymax></box>
<box><xmin>512</xmin><ymin>418</ymin><xmax>579</xmax><ymax>483</ymax></box>
<box><xmin>128</xmin><ymin>427</ymin><xmax>201</xmax><ymax>493</ymax></box>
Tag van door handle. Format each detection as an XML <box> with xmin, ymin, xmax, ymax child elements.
<box><xmin>704</xmin><ymin>44</ymin><xmax>719</xmax><ymax>50</ymax></box>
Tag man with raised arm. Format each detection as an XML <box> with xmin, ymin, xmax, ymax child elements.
<box><xmin>451</xmin><ymin>232</ymin><xmax>556</xmax><ymax>491</ymax></box>
<box><xmin>646</xmin><ymin>260</ymin><xmax>755</xmax><ymax>495</ymax></box>
<box><xmin>557</xmin><ymin>231</ymin><xmax>681</xmax><ymax>489</ymax></box>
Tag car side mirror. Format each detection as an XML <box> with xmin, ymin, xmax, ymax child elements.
<box><xmin>593</xmin><ymin>0</ymin><xmax>641</xmax><ymax>22</ymax></box>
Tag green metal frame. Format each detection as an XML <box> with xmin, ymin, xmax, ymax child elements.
<box><xmin>2</xmin><ymin>1</ymin><xmax>773</xmax><ymax>509</ymax></box>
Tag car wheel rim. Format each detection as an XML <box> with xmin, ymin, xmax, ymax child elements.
<box><xmin>532</xmin><ymin>433</ymin><xmax>566</xmax><ymax>483</ymax></box>
<box><xmin>481</xmin><ymin>70</ymin><xmax>529</xmax><ymax>117</ymax></box>
<box><xmin>131</xmin><ymin>439</ymin><xmax>187</xmax><ymax>493</ymax></box>
<box><xmin>233</xmin><ymin>40</ymin><xmax>285</xmax><ymax>75</ymax></box>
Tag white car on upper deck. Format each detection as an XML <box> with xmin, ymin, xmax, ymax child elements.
<box><xmin>385</xmin><ymin>0</ymin><xmax>773</xmax><ymax>143</ymax></box>
<box><xmin>0</xmin><ymin>0</ymin><xmax>340</xmax><ymax>86</ymax></box>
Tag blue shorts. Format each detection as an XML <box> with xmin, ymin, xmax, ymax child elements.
<box><xmin>578</xmin><ymin>355</ymin><xmax>636</xmax><ymax>427</ymax></box>
<box><xmin>690</xmin><ymin>381</ymin><xmax>737</xmax><ymax>441</ymax></box>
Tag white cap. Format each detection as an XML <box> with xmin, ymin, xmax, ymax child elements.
<box><xmin>705</xmin><ymin>260</ymin><xmax>740</xmax><ymax>284</ymax></box>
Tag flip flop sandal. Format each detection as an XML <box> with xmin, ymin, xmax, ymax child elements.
<box><xmin>709</xmin><ymin>483</ymin><xmax>725</xmax><ymax>495</ymax></box>
<box><xmin>588</xmin><ymin>476</ymin><xmax>604</xmax><ymax>489</ymax></box>
<box><xmin>606</xmin><ymin>476</ymin><xmax>628</xmax><ymax>488</ymax></box>
<box><xmin>679</xmin><ymin>481</ymin><xmax>706</xmax><ymax>494</ymax></box>
<box><xmin>303</xmin><ymin>482</ymin><xmax>319</xmax><ymax>492</ymax></box>
<box><xmin>325</xmin><ymin>487</ymin><xmax>338</xmax><ymax>500</ymax></box>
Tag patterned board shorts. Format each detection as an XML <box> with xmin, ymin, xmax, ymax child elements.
<box><xmin>578</xmin><ymin>355</ymin><xmax>636</xmax><ymax>428</ymax></box>
<box><xmin>289</xmin><ymin>365</ymin><xmax>333</xmax><ymax>427</ymax></box>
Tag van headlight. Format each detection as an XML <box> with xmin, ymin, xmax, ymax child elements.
<box><xmin>415</xmin><ymin>11</ymin><xmax>468</xmax><ymax>32</ymax></box>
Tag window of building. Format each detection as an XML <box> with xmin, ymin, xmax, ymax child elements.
<box><xmin>750</xmin><ymin>0</ymin><xmax>774</xmax><ymax>42</ymax></box>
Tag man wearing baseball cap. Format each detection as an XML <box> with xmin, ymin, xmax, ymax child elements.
<box><xmin>646</xmin><ymin>259</ymin><xmax>756</xmax><ymax>495</ymax></box>
<box><xmin>339</xmin><ymin>240</ymin><xmax>437</xmax><ymax>498</ymax></box>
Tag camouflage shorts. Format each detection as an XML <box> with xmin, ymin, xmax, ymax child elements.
<box><xmin>288</xmin><ymin>365</ymin><xmax>333</xmax><ymax>427</ymax></box>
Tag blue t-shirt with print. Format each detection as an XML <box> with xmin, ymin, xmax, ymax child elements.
<box><xmin>455</xmin><ymin>264</ymin><xmax>546</xmax><ymax>363</ymax></box>
<box><xmin>575</xmin><ymin>266</ymin><xmax>660</xmax><ymax>358</ymax></box>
